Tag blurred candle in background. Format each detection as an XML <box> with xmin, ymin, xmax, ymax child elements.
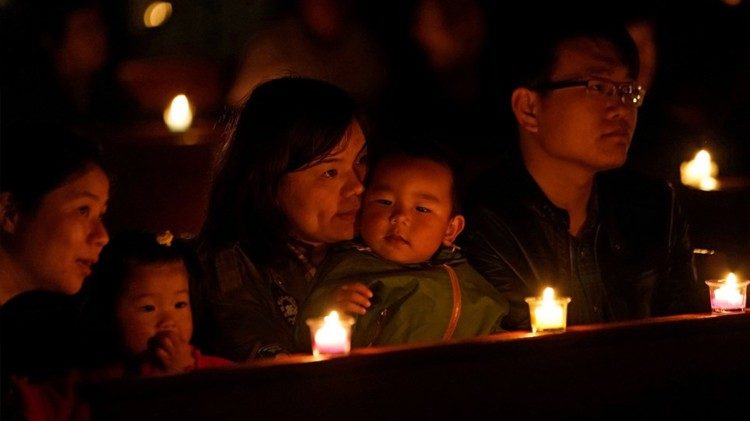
<box><xmin>163</xmin><ymin>94</ymin><xmax>193</xmax><ymax>132</ymax></box>
<box><xmin>680</xmin><ymin>149</ymin><xmax>719</xmax><ymax>191</ymax></box>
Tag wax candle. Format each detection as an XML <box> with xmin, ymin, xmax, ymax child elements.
<box><xmin>525</xmin><ymin>287</ymin><xmax>571</xmax><ymax>333</ymax></box>
<box><xmin>307</xmin><ymin>311</ymin><xmax>354</xmax><ymax>356</ymax></box>
<box><xmin>706</xmin><ymin>273</ymin><xmax>749</xmax><ymax>313</ymax></box>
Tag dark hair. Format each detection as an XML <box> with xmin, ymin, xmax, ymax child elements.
<box><xmin>199</xmin><ymin>76</ymin><xmax>359</xmax><ymax>264</ymax></box>
<box><xmin>80</xmin><ymin>230</ymin><xmax>206</xmax><ymax>366</ymax></box>
<box><xmin>510</xmin><ymin>15</ymin><xmax>640</xmax><ymax>90</ymax></box>
<box><xmin>368</xmin><ymin>139</ymin><xmax>464</xmax><ymax>216</ymax></box>
<box><xmin>0</xmin><ymin>123</ymin><xmax>106</xmax><ymax>214</ymax></box>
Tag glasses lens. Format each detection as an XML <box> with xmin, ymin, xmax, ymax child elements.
<box><xmin>621</xmin><ymin>86</ymin><xmax>645</xmax><ymax>107</ymax></box>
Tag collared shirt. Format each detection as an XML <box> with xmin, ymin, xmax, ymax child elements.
<box><xmin>528</xmin><ymin>180</ymin><xmax>610</xmax><ymax>325</ymax></box>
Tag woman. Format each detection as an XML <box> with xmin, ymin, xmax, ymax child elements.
<box><xmin>199</xmin><ymin>77</ymin><xmax>367</xmax><ymax>360</ymax></box>
<box><xmin>0</xmin><ymin>123</ymin><xmax>110</xmax><ymax>407</ymax></box>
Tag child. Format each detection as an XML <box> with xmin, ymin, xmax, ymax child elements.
<box><xmin>295</xmin><ymin>146</ymin><xmax>509</xmax><ymax>349</ymax></box>
<box><xmin>16</xmin><ymin>230</ymin><xmax>231</xmax><ymax>420</ymax></box>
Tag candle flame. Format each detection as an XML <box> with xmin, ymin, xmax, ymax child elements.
<box><xmin>680</xmin><ymin>149</ymin><xmax>719</xmax><ymax>191</ymax></box>
<box><xmin>144</xmin><ymin>2</ymin><xmax>172</xmax><ymax>28</ymax></box>
<box><xmin>164</xmin><ymin>94</ymin><xmax>193</xmax><ymax>132</ymax></box>
<box><xmin>726</xmin><ymin>272</ymin><xmax>737</xmax><ymax>285</ymax></box>
<box><xmin>542</xmin><ymin>287</ymin><xmax>555</xmax><ymax>301</ymax></box>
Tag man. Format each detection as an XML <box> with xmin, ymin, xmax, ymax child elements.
<box><xmin>462</xmin><ymin>19</ymin><xmax>708</xmax><ymax>330</ymax></box>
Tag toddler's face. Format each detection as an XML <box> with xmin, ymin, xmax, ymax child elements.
<box><xmin>360</xmin><ymin>156</ymin><xmax>464</xmax><ymax>264</ymax></box>
<box><xmin>115</xmin><ymin>262</ymin><xmax>193</xmax><ymax>356</ymax></box>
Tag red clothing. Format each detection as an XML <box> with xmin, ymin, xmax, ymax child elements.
<box><xmin>16</xmin><ymin>347</ymin><xmax>232</xmax><ymax>421</ymax></box>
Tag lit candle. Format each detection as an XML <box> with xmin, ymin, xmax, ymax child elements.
<box><xmin>706</xmin><ymin>273</ymin><xmax>749</xmax><ymax>313</ymax></box>
<box><xmin>307</xmin><ymin>311</ymin><xmax>353</xmax><ymax>356</ymax></box>
<box><xmin>680</xmin><ymin>149</ymin><xmax>719</xmax><ymax>191</ymax></box>
<box><xmin>163</xmin><ymin>94</ymin><xmax>194</xmax><ymax>132</ymax></box>
<box><xmin>525</xmin><ymin>287</ymin><xmax>571</xmax><ymax>333</ymax></box>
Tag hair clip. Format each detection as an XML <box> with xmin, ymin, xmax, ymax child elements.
<box><xmin>156</xmin><ymin>230</ymin><xmax>174</xmax><ymax>247</ymax></box>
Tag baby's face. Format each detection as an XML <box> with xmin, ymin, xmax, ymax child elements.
<box><xmin>115</xmin><ymin>262</ymin><xmax>193</xmax><ymax>356</ymax></box>
<box><xmin>361</xmin><ymin>156</ymin><xmax>463</xmax><ymax>264</ymax></box>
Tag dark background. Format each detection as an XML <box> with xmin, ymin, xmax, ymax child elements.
<box><xmin>2</xmin><ymin>0</ymin><xmax>749</xmax><ymax>275</ymax></box>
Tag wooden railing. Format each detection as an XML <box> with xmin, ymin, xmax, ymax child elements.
<box><xmin>82</xmin><ymin>311</ymin><xmax>750</xmax><ymax>419</ymax></box>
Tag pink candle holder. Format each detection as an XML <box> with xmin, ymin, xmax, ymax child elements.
<box><xmin>306</xmin><ymin>311</ymin><xmax>355</xmax><ymax>356</ymax></box>
<box><xmin>705</xmin><ymin>273</ymin><xmax>749</xmax><ymax>313</ymax></box>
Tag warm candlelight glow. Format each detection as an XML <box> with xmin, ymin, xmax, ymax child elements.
<box><xmin>706</xmin><ymin>272</ymin><xmax>749</xmax><ymax>313</ymax></box>
<box><xmin>680</xmin><ymin>149</ymin><xmax>719</xmax><ymax>191</ymax></box>
<box><xmin>307</xmin><ymin>311</ymin><xmax>353</xmax><ymax>356</ymax></box>
<box><xmin>525</xmin><ymin>287</ymin><xmax>571</xmax><ymax>333</ymax></box>
<box><xmin>144</xmin><ymin>2</ymin><xmax>172</xmax><ymax>28</ymax></box>
<box><xmin>163</xmin><ymin>94</ymin><xmax>193</xmax><ymax>132</ymax></box>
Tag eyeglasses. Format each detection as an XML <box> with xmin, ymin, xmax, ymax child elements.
<box><xmin>533</xmin><ymin>78</ymin><xmax>646</xmax><ymax>108</ymax></box>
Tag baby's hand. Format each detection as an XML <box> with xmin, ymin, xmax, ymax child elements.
<box><xmin>147</xmin><ymin>330</ymin><xmax>195</xmax><ymax>375</ymax></box>
<box><xmin>330</xmin><ymin>282</ymin><xmax>373</xmax><ymax>316</ymax></box>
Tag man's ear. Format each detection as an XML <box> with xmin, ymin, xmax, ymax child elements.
<box><xmin>442</xmin><ymin>214</ymin><xmax>466</xmax><ymax>247</ymax></box>
<box><xmin>0</xmin><ymin>192</ymin><xmax>20</xmax><ymax>234</ymax></box>
<box><xmin>511</xmin><ymin>87</ymin><xmax>541</xmax><ymax>134</ymax></box>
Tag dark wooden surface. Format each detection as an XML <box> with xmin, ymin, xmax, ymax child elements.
<box><xmin>83</xmin><ymin>311</ymin><xmax>750</xmax><ymax>420</ymax></box>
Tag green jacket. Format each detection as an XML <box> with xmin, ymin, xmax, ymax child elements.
<box><xmin>296</xmin><ymin>244</ymin><xmax>509</xmax><ymax>350</ymax></box>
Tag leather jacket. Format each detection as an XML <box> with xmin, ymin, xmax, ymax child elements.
<box><xmin>461</xmin><ymin>161</ymin><xmax>709</xmax><ymax>331</ymax></box>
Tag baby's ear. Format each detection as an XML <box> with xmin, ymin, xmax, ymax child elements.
<box><xmin>442</xmin><ymin>214</ymin><xmax>465</xmax><ymax>246</ymax></box>
<box><xmin>0</xmin><ymin>192</ymin><xmax>19</xmax><ymax>234</ymax></box>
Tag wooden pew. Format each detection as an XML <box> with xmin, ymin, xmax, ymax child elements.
<box><xmin>83</xmin><ymin>312</ymin><xmax>750</xmax><ymax>419</ymax></box>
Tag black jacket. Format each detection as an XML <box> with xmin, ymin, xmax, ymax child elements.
<box><xmin>461</xmin><ymin>161</ymin><xmax>709</xmax><ymax>330</ymax></box>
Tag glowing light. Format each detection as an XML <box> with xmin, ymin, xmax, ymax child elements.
<box><xmin>144</xmin><ymin>2</ymin><xmax>172</xmax><ymax>28</ymax></box>
<box><xmin>706</xmin><ymin>272</ymin><xmax>749</xmax><ymax>313</ymax></box>
<box><xmin>308</xmin><ymin>311</ymin><xmax>353</xmax><ymax>356</ymax></box>
<box><xmin>525</xmin><ymin>287</ymin><xmax>571</xmax><ymax>333</ymax></box>
<box><xmin>680</xmin><ymin>149</ymin><xmax>719</xmax><ymax>191</ymax></box>
<box><xmin>163</xmin><ymin>94</ymin><xmax>193</xmax><ymax>132</ymax></box>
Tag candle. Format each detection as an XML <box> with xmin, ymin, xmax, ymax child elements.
<box><xmin>705</xmin><ymin>273</ymin><xmax>749</xmax><ymax>313</ymax></box>
<box><xmin>525</xmin><ymin>287</ymin><xmax>571</xmax><ymax>333</ymax></box>
<box><xmin>163</xmin><ymin>94</ymin><xmax>194</xmax><ymax>132</ymax></box>
<box><xmin>306</xmin><ymin>311</ymin><xmax>354</xmax><ymax>356</ymax></box>
<box><xmin>680</xmin><ymin>149</ymin><xmax>719</xmax><ymax>191</ymax></box>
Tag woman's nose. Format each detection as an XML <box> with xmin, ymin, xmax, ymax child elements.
<box><xmin>344</xmin><ymin>170</ymin><xmax>365</xmax><ymax>197</ymax></box>
<box><xmin>90</xmin><ymin>219</ymin><xmax>109</xmax><ymax>248</ymax></box>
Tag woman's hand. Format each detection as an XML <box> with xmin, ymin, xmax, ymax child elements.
<box><xmin>330</xmin><ymin>282</ymin><xmax>373</xmax><ymax>316</ymax></box>
<box><xmin>147</xmin><ymin>330</ymin><xmax>195</xmax><ymax>375</ymax></box>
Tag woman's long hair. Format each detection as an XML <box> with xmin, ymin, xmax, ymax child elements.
<box><xmin>199</xmin><ymin>77</ymin><xmax>357</xmax><ymax>265</ymax></box>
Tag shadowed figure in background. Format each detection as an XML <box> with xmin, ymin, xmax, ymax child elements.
<box><xmin>1</xmin><ymin>0</ymin><xmax>135</xmax><ymax>129</ymax></box>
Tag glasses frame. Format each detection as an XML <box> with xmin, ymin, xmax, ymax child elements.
<box><xmin>532</xmin><ymin>78</ymin><xmax>646</xmax><ymax>107</ymax></box>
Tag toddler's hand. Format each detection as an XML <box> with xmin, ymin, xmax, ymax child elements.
<box><xmin>331</xmin><ymin>282</ymin><xmax>373</xmax><ymax>316</ymax></box>
<box><xmin>147</xmin><ymin>330</ymin><xmax>195</xmax><ymax>375</ymax></box>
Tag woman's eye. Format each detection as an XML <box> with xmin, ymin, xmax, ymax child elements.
<box><xmin>78</xmin><ymin>206</ymin><xmax>91</xmax><ymax>216</ymax></box>
<box><xmin>376</xmin><ymin>199</ymin><xmax>392</xmax><ymax>206</ymax></box>
<box><xmin>140</xmin><ymin>304</ymin><xmax>156</xmax><ymax>312</ymax></box>
<box><xmin>416</xmin><ymin>206</ymin><xmax>431</xmax><ymax>213</ymax></box>
<box><xmin>323</xmin><ymin>169</ymin><xmax>338</xmax><ymax>178</ymax></box>
<box><xmin>175</xmin><ymin>301</ymin><xmax>189</xmax><ymax>309</ymax></box>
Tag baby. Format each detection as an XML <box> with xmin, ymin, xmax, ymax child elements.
<box><xmin>296</xmin><ymin>145</ymin><xmax>509</xmax><ymax>349</ymax></box>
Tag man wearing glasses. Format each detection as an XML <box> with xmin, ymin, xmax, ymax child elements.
<box><xmin>461</xmin><ymin>19</ymin><xmax>708</xmax><ymax>331</ymax></box>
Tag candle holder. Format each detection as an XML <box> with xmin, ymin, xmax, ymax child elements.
<box><xmin>306</xmin><ymin>311</ymin><xmax>355</xmax><ymax>356</ymax></box>
<box><xmin>525</xmin><ymin>288</ymin><xmax>571</xmax><ymax>333</ymax></box>
<box><xmin>705</xmin><ymin>274</ymin><xmax>749</xmax><ymax>313</ymax></box>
